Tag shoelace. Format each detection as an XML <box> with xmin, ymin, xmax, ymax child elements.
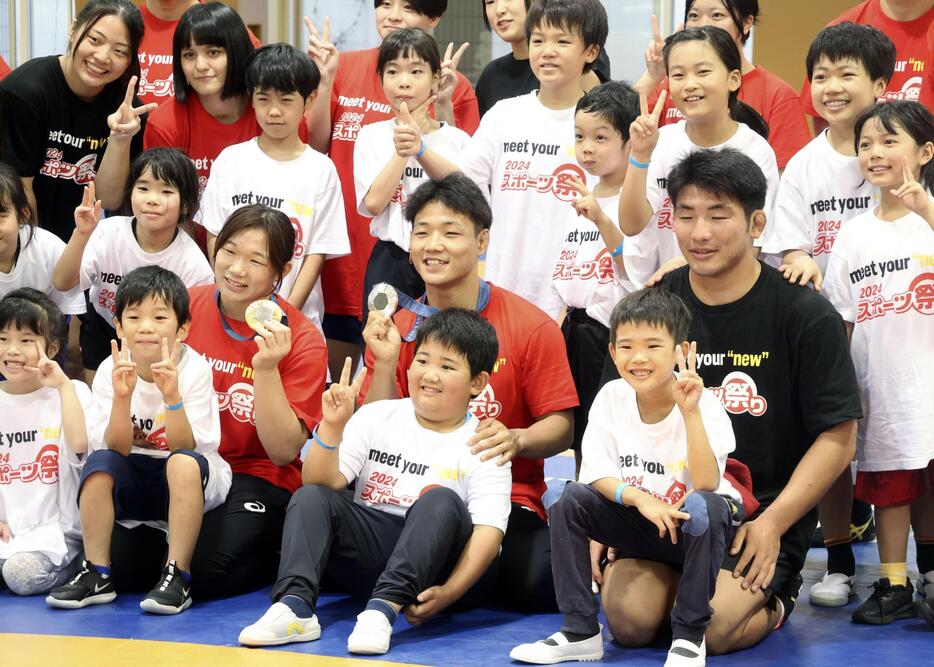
<box><xmin>68</xmin><ymin>566</ymin><xmax>92</xmax><ymax>586</ymax></box>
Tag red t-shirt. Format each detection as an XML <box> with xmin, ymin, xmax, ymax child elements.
<box><xmin>358</xmin><ymin>284</ymin><xmax>579</xmax><ymax>519</ymax></box>
<box><xmin>922</xmin><ymin>40</ymin><xmax>934</xmax><ymax>110</ymax></box>
<box><xmin>185</xmin><ymin>285</ymin><xmax>327</xmax><ymax>493</ymax></box>
<box><xmin>800</xmin><ymin>0</ymin><xmax>934</xmax><ymax>114</ymax></box>
<box><xmin>0</xmin><ymin>56</ymin><xmax>11</xmax><ymax>81</ymax></box>
<box><xmin>138</xmin><ymin>4</ymin><xmax>262</xmax><ymax>107</ymax></box>
<box><xmin>320</xmin><ymin>48</ymin><xmax>480</xmax><ymax>319</ymax></box>
<box><xmin>652</xmin><ymin>66</ymin><xmax>811</xmax><ymax>169</ymax></box>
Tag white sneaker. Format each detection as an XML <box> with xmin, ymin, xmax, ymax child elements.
<box><xmin>238</xmin><ymin>602</ymin><xmax>321</xmax><ymax>647</ymax></box>
<box><xmin>918</xmin><ymin>571</ymin><xmax>934</xmax><ymax>600</ymax></box>
<box><xmin>664</xmin><ymin>637</ymin><xmax>706</xmax><ymax>666</ymax></box>
<box><xmin>809</xmin><ymin>572</ymin><xmax>854</xmax><ymax>607</ymax></box>
<box><xmin>509</xmin><ymin>630</ymin><xmax>603</xmax><ymax>664</ymax></box>
<box><xmin>347</xmin><ymin>609</ymin><xmax>393</xmax><ymax>655</ymax></box>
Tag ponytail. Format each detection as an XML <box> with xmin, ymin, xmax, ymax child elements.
<box><xmin>732</xmin><ymin>100</ymin><xmax>769</xmax><ymax>139</ymax></box>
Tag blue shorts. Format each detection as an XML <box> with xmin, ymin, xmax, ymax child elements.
<box><xmin>79</xmin><ymin>449</ymin><xmax>209</xmax><ymax>522</ymax></box>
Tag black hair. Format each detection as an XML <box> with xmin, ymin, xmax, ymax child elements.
<box><xmin>0</xmin><ymin>288</ymin><xmax>68</xmax><ymax>361</ymax></box>
<box><xmin>173</xmin><ymin>1</ymin><xmax>255</xmax><ymax>104</ymax></box>
<box><xmin>0</xmin><ymin>161</ymin><xmax>35</xmax><ymax>259</ymax></box>
<box><xmin>123</xmin><ymin>148</ymin><xmax>200</xmax><ymax>225</ymax></box>
<box><xmin>575</xmin><ymin>80</ymin><xmax>640</xmax><ymax>141</ymax></box>
<box><xmin>405</xmin><ymin>174</ymin><xmax>492</xmax><ymax>234</ymax></box>
<box><xmin>213</xmin><ymin>204</ymin><xmax>296</xmax><ymax>291</ymax></box>
<box><xmin>805</xmin><ymin>22</ymin><xmax>896</xmax><ymax>84</ymax></box>
<box><xmin>525</xmin><ymin>0</ymin><xmax>608</xmax><ymax>73</ymax></box>
<box><xmin>374</xmin><ymin>0</ymin><xmax>448</xmax><ymax>20</ymax></box>
<box><xmin>609</xmin><ymin>288</ymin><xmax>692</xmax><ymax>345</ymax></box>
<box><xmin>685</xmin><ymin>0</ymin><xmax>759</xmax><ymax>45</ymax></box>
<box><xmin>667</xmin><ymin>148</ymin><xmax>767</xmax><ymax>218</ymax></box>
<box><xmin>855</xmin><ymin>101</ymin><xmax>934</xmax><ymax>193</ymax></box>
<box><xmin>415</xmin><ymin>307</ymin><xmax>499</xmax><ymax>378</ymax></box>
<box><xmin>663</xmin><ymin>26</ymin><xmax>769</xmax><ymax>139</ymax></box>
<box><xmin>377</xmin><ymin>28</ymin><xmax>442</xmax><ymax>77</ymax></box>
<box><xmin>114</xmin><ymin>265</ymin><xmax>191</xmax><ymax>326</ymax></box>
<box><xmin>246</xmin><ymin>43</ymin><xmax>320</xmax><ymax>98</ymax></box>
<box><xmin>481</xmin><ymin>0</ymin><xmax>532</xmax><ymax>32</ymax></box>
<box><xmin>69</xmin><ymin>0</ymin><xmax>144</xmax><ymax>95</ymax></box>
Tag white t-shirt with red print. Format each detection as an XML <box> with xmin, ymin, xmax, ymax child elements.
<box><xmin>90</xmin><ymin>344</ymin><xmax>231</xmax><ymax>512</ymax></box>
<box><xmin>0</xmin><ymin>226</ymin><xmax>85</xmax><ymax>314</ymax></box>
<box><xmin>354</xmin><ymin>119</ymin><xmax>471</xmax><ymax>250</ymax></box>
<box><xmin>579</xmin><ymin>379</ymin><xmax>740</xmax><ymax>504</ymax></box>
<box><xmin>0</xmin><ymin>382</ymin><xmax>93</xmax><ymax>566</ymax></box>
<box><xmin>199</xmin><ymin>139</ymin><xmax>350</xmax><ymax>332</ymax></box>
<box><xmin>78</xmin><ymin>216</ymin><xmax>214</xmax><ymax>322</ymax></box>
<box><xmin>761</xmin><ymin>130</ymin><xmax>877</xmax><ymax>275</ymax></box>
<box><xmin>455</xmin><ymin>92</ymin><xmax>598</xmax><ymax>318</ymax></box>
<box><xmin>823</xmin><ymin>206</ymin><xmax>934</xmax><ymax>472</ymax></box>
<box><xmin>338</xmin><ymin>399</ymin><xmax>512</xmax><ymax>532</ymax></box>
<box><xmin>646</xmin><ymin>121</ymin><xmax>779</xmax><ymax>263</ymax></box>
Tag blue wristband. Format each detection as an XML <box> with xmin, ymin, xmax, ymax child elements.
<box><xmin>165</xmin><ymin>401</ymin><xmax>184</xmax><ymax>412</ymax></box>
<box><xmin>628</xmin><ymin>156</ymin><xmax>650</xmax><ymax>169</ymax></box>
<box><xmin>312</xmin><ymin>425</ymin><xmax>338</xmax><ymax>451</ymax></box>
<box><xmin>614</xmin><ymin>481</ymin><xmax>631</xmax><ymax>505</ymax></box>
<box><xmin>610</xmin><ymin>243</ymin><xmax>623</xmax><ymax>258</ymax></box>
<box><xmin>415</xmin><ymin>140</ymin><xmax>427</xmax><ymax>159</ymax></box>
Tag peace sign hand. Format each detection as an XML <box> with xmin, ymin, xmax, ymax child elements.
<box><xmin>891</xmin><ymin>157</ymin><xmax>932</xmax><ymax>218</ymax></box>
<box><xmin>672</xmin><ymin>341</ymin><xmax>703</xmax><ymax>413</ymax></box>
<box><xmin>321</xmin><ymin>356</ymin><xmax>367</xmax><ymax>429</ymax></box>
<box><xmin>23</xmin><ymin>341</ymin><xmax>70</xmax><ymax>389</ymax></box>
<box><xmin>436</xmin><ymin>42</ymin><xmax>469</xmax><ymax>109</ymax></box>
<box><xmin>150</xmin><ymin>337</ymin><xmax>182</xmax><ymax>404</ymax></box>
<box><xmin>393</xmin><ymin>102</ymin><xmax>424</xmax><ymax>158</ymax></box>
<box><xmin>304</xmin><ymin>16</ymin><xmax>339</xmax><ymax>87</ymax></box>
<box><xmin>644</xmin><ymin>15</ymin><xmax>666</xmax><ymax>84</ymax></box>
<box><xmin>569</xmin><ymin>176</ymin><xmax>603</xmax><ymax>225</ymax></box>
<box><xmin>74</xmin><ymin>182</ymin><xmax>102</xmax><ymax>237</ymax></box>
<box><xmin>110</xmin><ymin>338</ymin><xmax>137</xmax><ymax>399</ymax></box>
<box><xmin>629</xmin><ymin>90</ymin><xmax>667</xmax><ymax>163</ymax></box>
<box><xmin>107</xmin><ymin>77</ymin><xmax>158</xmax><ymax>142</ymax></box>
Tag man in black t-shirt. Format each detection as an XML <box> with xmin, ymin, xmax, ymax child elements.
<box><xmin>598</xmin><ymin>148</ymin><xmax>861</xmax><ymax>656</ymax></box>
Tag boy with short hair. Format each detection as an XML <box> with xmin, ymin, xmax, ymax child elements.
<box><xmin>511</xmin><ymin>288</ymin><xmax>742</xmax><ymax>666</ymax></box>
<box><xmin>239</xmin><ymin>308</ymin><xmax>512</xmax><ymax>655</ymax></box>
<box><xmin>200</xmin><ymin>43</ymin><xmax>349</xmax><ymax>333</ymax></box>
<box><xmin>47</xmin><ymin>266</ymin><xmax>229</xmax><ymax>615</ymax></box>
<box><xmin>406</xmin><ymin>0</ymin><xmax>608</xmax><ymax>318</ymax></box>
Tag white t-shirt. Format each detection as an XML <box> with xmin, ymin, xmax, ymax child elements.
<box><xmin>647</xmin><ymin>121</ymin><xmax>780</xmax><ymax>263</ymax></box>
<box><xmin>355</xmin><ymin>120</ymin><xmax>472</xmax><ymax>250</ymax></box>
<box><xmin>200</xmin><ymin>139</ymin><xmax>350</xmax><ymax>332</ymax></box>
<box><xmin>337</xmin><ymin>399</ymin><xmax>512</xmax><ymax>533</ymax></box>
<box><xmin>0</xmin><ymin>382</ymin><xmax>94</xmax><ymax>566</ymax></box>
<box><xmin>761</xmin><ymin>130</ymin><xmax>877</xmax><ymax>275</ymax></box>
<box><xmin>456</xmin><ymin>92</ymin><xmax>598</xmax><ymax>318</ymax></box>
<box><xmin>579</xmin><ymin>379</ymin><xmax>740</xmax><ymax>504</ymax></box>
<box><xmin>822</xmin><ymin>206</ymin><xmax>934</xmax><ymax>472</ymax></box>
<box><xmin>90</xmin><ymin>344</ymin><xmax>230</xmax><ymax>511</ymax></box>
<box><xmin>551</xmin><ymin>192</ymin><xmax>660</xmax><ymax>327</ymax></box>
<box><xmin>79</xmin><ymin>216</ymin><xmax>213</xmax><ymax>322</ymax></box>
<box><xmin>0</xmin><ymin>227</ymin><xmax>85</xmax><ymax>315</ymax></box>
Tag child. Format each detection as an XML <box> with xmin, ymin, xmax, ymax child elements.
<box><xmin>511</xmin><ymin>288</ymin><xmax>742</xmax><ymax>666</ymax></box>
<box><xmin>52</xmin><ymin>148</ymin><xmax>213</xmax><ymax>381</ymax></box>
<box><xmin>822</xmin><ymin>100</ymin><xmax>934</xmax><ymax>625</ymax></box>
<box><xmin>0</xmin><ymin>288</ymin><xmax>93</xmax><ymax>595</ymax></box>
<box><xmin>239</xmin><ymin>309</ymin><xmax>512</xmax><ymax>655</ymax></box>
<box><xmin>406</xmin><ymin>0</ymin><xmax>608</xmax><ymax>318</ymax></box>
<box><xmin>355</xmin><ymin>28</ymin><xmax>472</xmax><ymax>321</ymax></box>
<box><xmin>760</xmin><ymin>23</ymin><xmax>895</xmax><ymax>609</ymax></box>
<box><xmin>200</xmin><ymin>43</ymin><xmax>350</xmax><ymax>334</ymax></box>
<box><xmin>46</xmin><ymin>265</ymin><xmax>229</xmax><ymax>614</ymax></box>
<box><xmin>618</xmin><ymin>25</ymin><xmax>779</xmax><ymax>266</ymax></box>
<box><xmin>0</xmin><ymin>163</ymin><xmax>84</xmax><ymax>315</ymax></box>
<box><xmin>551</xmin><ymin>81</ymin><xmax>658</xmax><ymax>464</ymax></box>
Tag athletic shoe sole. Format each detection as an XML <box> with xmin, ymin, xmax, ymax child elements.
<box><xmin>809</xmin><ymin>589</ymin><xmax>854</xmax><ymax>607</ymax></box>
<box><xmin>347</xmin><ymin>641</ymin><xmax>390</xmax><ymax>655</ymax></box>
<box><xmin>507</xmin><ymin>651</ymin><xmax>603</xmax><ymax>665</ymax></box>
<box><xmin>238</xmin><ymin>626</ymin><xmax>321</xmax><ymax>647</ymax></box>
<box><xmin>45</xmin><ymin>591</ymin><xmax>117</xmax><ymax>609</ymax></box>
<box><xmin>140</xmin><ymin>596</ymin><xmax>193</xmax><ymax>615</ymax></box>
<box><xmin>851</xmin><ymin>604</ymin><xmax>917</xmax><ymax>625</ymax></box>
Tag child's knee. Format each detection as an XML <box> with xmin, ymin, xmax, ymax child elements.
<box><xmin>290</xmin><ymin>483</ymin><xmax>340</xmax><ymax>512</ymax></box>
<box><xmin>2</xmin><ymin>554</ymin><xmax>52</xmax><ymax>596</ymax></box>
<box><xmin>410</xmin><ymin>486</ymin><xmax>466</xmax><ymax>520</ymax></box>
<box><xmin>552</xmin><ymin>481</ymin><xmax>599</xmax><ymax>516</ymax></box>
<box><xmin>166</xmin><ymin>451</ymin><xmax>204</xmax><ymax>487</ymax></box>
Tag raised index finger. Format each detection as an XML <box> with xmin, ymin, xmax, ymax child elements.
<box><xmin>902</xmin><ymin>156</ymin><xmax>915</xmax><ymax>184</ymax></box>
<box><xmin>688</xmin><ymin>340</ymin><xmax>697</xmax><ymax>374</ymax></box>
<box><xmin>322</xmin><ymin>16</ymin><xmax>331</xmax><ymax>42</ymax></box>
<box><xmin>123</xmin><ymin>76</ymin><xmax>138</xmax><ymax>106</ymax></box>
<box><xmin>161</xmin><ymin>337</ymin><xmax>169</xmax><ymax>362</ymax></box>
<box><xmin>651</xmin><ymin>14</ymin><xmax>661</xmax><ymax>42</ymax></box>
<box><xmin>652</xmin><ymin>90</ymin><xmax>668</xmax><ymax>120</ymax></box>
<box><xmin>567</xmin><ymin>175</ymin><xmax>589</xmax><ymax>196</ymax></box>
<box><xmin>35</xmin><ymin>340</ymin><xmax>49</xmax><ymax>361</ymax></box>
<box><xmin>451</xmin><ymin>42</ymin><xmax>469</xmax><ymax>66</ymax></box>
<box><xmin>444</xmin><ymin>42</ymin><xmax>453</xmax><ymax>62</ymax></box>
<box><xmin>303</xmin><ymin>16</ymin><xmax>319</xmax><ymax>38</ymax></box>
<box><xmin>338</xmin><ymin>356</ymin><xmax>353</xmax><ymax>386</ymax></box>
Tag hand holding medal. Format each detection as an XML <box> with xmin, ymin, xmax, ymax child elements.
<box><xmin>249</xmin><ymin>299</ymin><xmax>292</xmax><ymax>372</ymax></box>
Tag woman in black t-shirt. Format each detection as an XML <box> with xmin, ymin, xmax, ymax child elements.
<box><xmin>0</xmin><ymin>0</ymin><xmax>153</xmax><ymax>242</ymax></box>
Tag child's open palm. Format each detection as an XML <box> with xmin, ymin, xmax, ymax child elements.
<box><xmin>321</xmin><ymin>357</ymin><xmax>367</xmax><ymax>428</ymax></box>
<box><xmin>672</xmin><ymin>341</ymin><xmax>703</xmax><ymax>412</ymax></box>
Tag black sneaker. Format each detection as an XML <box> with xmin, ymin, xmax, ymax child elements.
<box><xmin>140</xmin><ymin>561</ymin><xmax>192</xmax><ymax>615</ymax></box>
<box><xmin>46</xmin><ymin>560</ymin><xmax>116</xmax><ymax>609</ymax></box>
<box><xmin>851</xmin><ymin>578</ymin><xmax>917</xmax><ymax>625</ymax></box>
<box><xmin>917</xmin><ymin>598</ymin><xmax>934</xmax><ymax>630</ymax></box>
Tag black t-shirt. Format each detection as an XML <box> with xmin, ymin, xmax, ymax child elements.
<box><xmin>475</xmin><ymin>50</ymin><xmax>612</xmax><ymax>117</ymax></box>
<box><xmin>0</xmin><ymin>56</ymin><xmax>145</xmax><ymax>241</ymax></box>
